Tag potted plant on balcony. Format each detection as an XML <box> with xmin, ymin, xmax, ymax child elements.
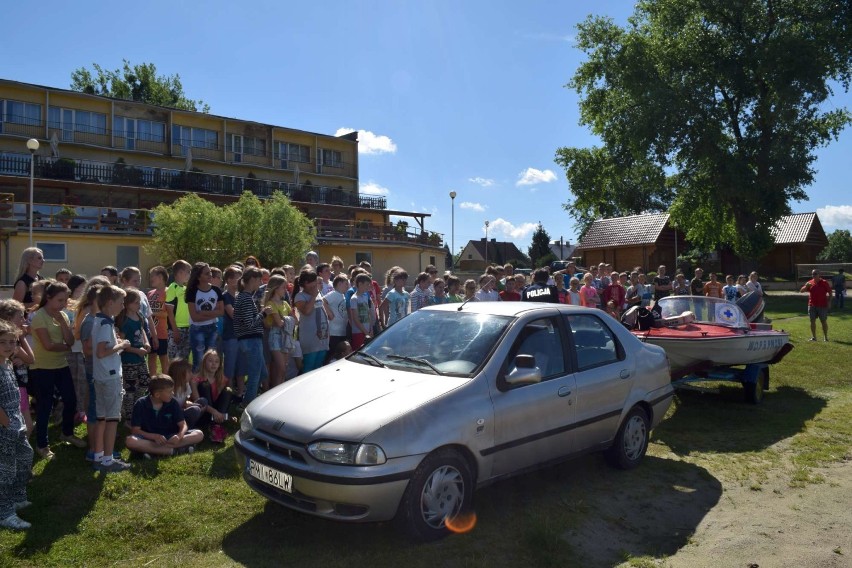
<box><xmin>134</xmin><ymin>209</ymin><xmax>153</xmax><ymax>231</ymax></box>
<box><xmin>58</xmin><ymin>205</ymin><xmax>77</xmax><ymax>229</ymax></box>
<box><xmin>428</xmin><ymin>232</ymin><xmax>442</xmax><ymax>247</ymax></box>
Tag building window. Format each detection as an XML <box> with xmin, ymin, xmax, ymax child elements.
<box><xmin>115</xmin><ymin>116</ymin><xmax>166</xmax><ymax>149</ymax></box>
<box><xmin>430</xmin><ymin>256</ymin><xmax>436</xmax><ymax>266</ymax></box>
<box><xmin>227</xmin><ymin>135</ymin><xmax>267</xmax><ymax>162</ymax></box>
<box><xmin>273</xmin><ymin>142</ymin><xmax>310</xmax><ymax>168</ymax></box>
<box><xmin>48</xmin><ymin>107</ymin><xmax>107</xmax><ymax>141</ymax></box>
<box><xmin>172</xmin><ymin>125</ymin><xmax>218</xmax><ymax>150</ymax></box>
<box><xmin>355</xmin><ymin>251</ymin><xmax>372</xmax><ymax>265</ymax></box>
<box><xmin>36</xmin><ymin>242</ymin><xmax>67</xmax><ymax>263</ymax></box>
<box><xmin>319</xmin><ymin>149</ymin><xmax>343</xmax><ymax>168</ymax></box>
<box><xmin>2</xmin><ymin>100</ymin><xmax>42</xmax><ymax>126</ymax></box>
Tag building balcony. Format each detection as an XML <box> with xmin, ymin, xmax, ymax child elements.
<box><xmin>10</xmin><ymin>202</ymin><xmax>153</xmax><ymax>234</ymax></box>
<box><xmin>316</xmin><ymin>218</ymin><xmax>444</xmax><ymax>248</ymax></box>
<box><xmin>0</xmin><ymin>152</ymin><xmax>385</xmax><ymax>210</ymax></box>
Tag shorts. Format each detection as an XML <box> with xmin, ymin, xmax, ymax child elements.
<box><xmin>94</xmin><ymin>378</ymin><xmax>123</xmax><ymax>420</ymax></box>
<box><xmin>268</xmin><ymin>327</ymin><xmax>294</xmax><ymax>353</ymax></box>
<box><xmin>152</xmin><ymin>338</ymin><xmax>168</xmax><ymax>356</ymax></box>
<box><xmin>808</xmin><ymin>306</ymin><xmax>828</xmax><ymax>322</ymax></box>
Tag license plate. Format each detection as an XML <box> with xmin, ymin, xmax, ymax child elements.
<box><xmin>249</xmin><ymin>459</ymin><xmax>293</xmax><ymax>493</ymax></box>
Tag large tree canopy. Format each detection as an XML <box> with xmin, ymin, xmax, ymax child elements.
<box><xmin>557</xmin><ymin>0</ymin><xmax>852</xmax><ymax>257</ymax></box>
<box><xmin>71</xmin><ymin>60</ymin><xmax>210</xmax><ymax>113</ymax></box>
<box><xmin>147</xmin><ymin>192</ymin><xmax>315</xmax><ymax>268</ymax></box>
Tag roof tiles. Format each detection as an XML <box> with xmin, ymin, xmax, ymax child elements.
<box><xmin>576</xmin><ymin>212</ymin><xmax>670</xmax><ymax>250</ymax></box>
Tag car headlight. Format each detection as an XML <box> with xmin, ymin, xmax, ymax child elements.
<box><xmin>239</xmin><ymin>411</ymin><xmax>254</xmax><ymax>437</ymax></box>
<box><xmin>307</xmin><ymin>441</ymin><xmax>387</xmax><ymax>465</ymax></box>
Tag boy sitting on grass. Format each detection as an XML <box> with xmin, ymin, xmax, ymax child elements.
<box><xmin>125</xmin><ymin>375</ymin><xmax>203</xmax><ymax>458</ymax></box>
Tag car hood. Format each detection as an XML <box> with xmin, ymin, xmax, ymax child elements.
<box><xmin>248</xmin><ymin>360</ymin><xmax>470</xmax><ymax>442</ymax></box>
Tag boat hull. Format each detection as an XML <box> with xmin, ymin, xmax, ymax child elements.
<box><xmin>633</xmin><ymin>328</ymin><xmax>790</xmax><ymax>376</ymax></box>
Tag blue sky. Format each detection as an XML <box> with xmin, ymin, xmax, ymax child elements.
<box><xmin>3</xmin><ymin>1</ymin><xmax>850</xmax><ymax>254</ymax></box>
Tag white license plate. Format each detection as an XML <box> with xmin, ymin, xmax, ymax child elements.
<box><xmin>249</xmin><ymin>459</ymin><xmax>293</xmax><ymax>493</ymax></box>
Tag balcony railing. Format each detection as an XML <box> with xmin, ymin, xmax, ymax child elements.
<box><xmin>0</xmin><ymin>152</ymin><xmax>386</xmax><ymax>210</ymax></box>
<box><xmin>11</xmin><ymin>203</ymin><xmax>154</xmax><ymax>233</ymax></box>
<box><xmin>316</xmin><ymin>218</ymin><xmax>444</xmax><ymax>248</ymax></box>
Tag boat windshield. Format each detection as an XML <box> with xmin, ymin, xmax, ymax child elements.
<box><xmin>657</xmin><ymin>296</ymin><xmax>749</xmax><ymax>329</ymax></box>
<box><xmin>354</xmin><ymin>310</ymin><xmax>513</xmax><ymax>377</ymax></box>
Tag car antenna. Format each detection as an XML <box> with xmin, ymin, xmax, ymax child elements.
<box><xmin>458</xmin><ymin>297</ymin><xmax>474</xmax><ymax>311</ymax></box>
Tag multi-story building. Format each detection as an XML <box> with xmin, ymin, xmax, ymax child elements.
<box><xmin>0</xmin><ymin>78</ymin><xmax>444</xmax><ymax>283</ymax></box>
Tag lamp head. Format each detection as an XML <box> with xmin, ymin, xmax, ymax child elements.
<box><xmin>449</xmin><ymin>191</ymin><xmax>456</xmax><ymax>199</ymax></box>
<box><xmin>26</xmin><ymin>139</ymin><xmax>39</xmax><ymax>152</ymax></box>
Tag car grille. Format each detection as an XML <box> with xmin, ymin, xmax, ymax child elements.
<box><xmin>254</xmin><ymin>427</ymin><xmax>308</xmax><ymax>464</ymax></box>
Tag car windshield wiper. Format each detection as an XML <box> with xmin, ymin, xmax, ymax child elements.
<box><xmin>353</xmin><ymin>352</ymin><xmax>386</xmax><ymax>368</ymax></box>
<box><xmin>386</xmin><ymin>355</ymin><xmax>440</xmax><ymax>374</ymax></box>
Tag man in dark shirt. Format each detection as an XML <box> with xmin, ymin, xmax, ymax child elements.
<box><xmin>653</xmin><ymin>265</ymin><xmax>672</xmax><ymax>303</ymax></box>
<box><xmin>522</xmin><ymin>269</ymin><xmax>560</xmax><ymax>303</ymax></box>
<box><xmin>689</xmin><ymin>267</ymin><xmax>704</xmax><ymax>296</ymax></box>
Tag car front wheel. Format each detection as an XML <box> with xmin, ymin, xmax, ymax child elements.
<box><xmin>605</xmin><ymin>406</ymin><xmax>649</xmax><ymax>470</ymax></box>
<box><xmin>396</xmin><ymin>448</ymin><xmax>473</xmax><ymax>541</ymax></box>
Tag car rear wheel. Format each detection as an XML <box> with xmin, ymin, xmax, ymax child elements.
<box><xmin>605</xmin><ymin>406</ymin><xmax>649</xmax><ymax>470</ymax></box>
<box><xmin>396</xmin><ymin>448</ymin><xmax>473</xmax><ymax>541</ymax></box>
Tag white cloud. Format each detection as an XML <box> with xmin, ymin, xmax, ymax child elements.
<box><xmin>360</xmin><ymin>180</ymin><xmax>390</xmax><ymax>196</ymax></box>
<box><xmin>488</xmin><ymin>218</ymin><xmax>539</xmax><ymax>239</ymax></box>
<box><xmin>516</xmin><ymin>167</ymin><xmax>557</xmax><ymax>186</ymax></box>
<box><xmin>335</xmin><ymin>128</ymin><xmax>397</xmax><ymax>155</ymax></box>
<box><xmin>460</xmin><ymin>201</ymin><xmax>486</xmax><ymax>212</ymax></box>
<box><xmin>817</xmin><ymin>205</ymin><xmax>852</xmax><ymax>228</ymax></box>
<box><xmin>468</xmin><ymin>177</ymin><xmax>495</xmax><ymax>187</ymax></box>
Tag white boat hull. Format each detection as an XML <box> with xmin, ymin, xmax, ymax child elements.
<box><xmin>641</xmin><ymin>333</ymin><xmax>790</xmax><ymax>375</ymax></box>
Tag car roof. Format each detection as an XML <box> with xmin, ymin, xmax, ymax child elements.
<box><xmin>422</xmin><ymin>302</ymin><xmax>595</xmax><ymax>317</ymax></box>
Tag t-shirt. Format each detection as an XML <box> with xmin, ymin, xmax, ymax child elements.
<box><xmin>185</xmin><ymin>285</ymin><xmax>223</xmax><ymax>327</ymax></box>
<box><xmin>264</xmin><ymin>298</ymin><xmax>292</xmax><ymax>329</ymax></box>
<box><xmin>499</xmin><ymin>290</ymin><xmax>521</xmax><ymax>302</ymax></box>
<box><xmin>350</xmin><ymin>291</ymin><xmax>373</xmax><ymax>333</ymax></box>
<box><xmin>690</xmin><ymin>278</ymin><xmax>704</xmax><ymax>296</ymax></box>
<box><xmin>410</xmin><ymin>287</ymin><xmax>432</xmax><ymax>312</ymax></box>
<box><xmin>805</xmin><ymin>279</ymin><xmax>832</xmax><ymax>308</ymax></box>
<box><xmin>222</xmin><ymin>291</ymin><xmax>236</xmax><ymax>341</ymax></box>
<box><xmin>832</xmin><ymin>274</ymin><xmax>846</xmax><ymax>291</ymax></box>
<box><xmin>14</xmin><ymin>273</ymin><xmax>42</xmax><ymax>306</ymax></box>
<box><xmin>722</xmin><ymin>284</ymin><xmax>739</xmax><ymax>302</ymax></box>
<box><xmin>602</xmin><ymin>284</ymin><xmax>626</xmax><ymax>308</ymax></box>
<box><xmin>384</xmin><ymin>289</ymin><xmax>410</xmax><ymax>326</ymax></box>
<box><xmin>323</xmin><ymin>290</ymin><xmax>349</xmax><ymax>337</ymax></box>
<box><xmin>119</xmin><ymin>316</ymin><xmax>146</xmax><ymax>365</ymax></box>
<box><xmin>567</xmin><ymin>290</ymin><xmax>581</xmax><ymax>306</ymax></box>
<box><xmin>30</xmin><ymin>308</ymin><xmax>71</xmax><ymax>370</ymax></box>
<box><xmin>92</xmin><ymin>313</ymin><xmax>122</xmax><ymax>383</ymax></box>
<box><xmin>746</xmin><ymin>280</ymin><xmax>763</xmax><ymax>297</ymax></box>
<box><xmin>166</xmin><ymin>282</ymin><xmax>190</xmax><ymax>328</ymax></box>
<box><xmin>131</xmin><ymin>396</ymin><xmax>185</xmax><ymax>437</ymax></box>
<box><xmin>148</xmin><ymin>288</ymin><xmax>169</xmax><ymax>340</ymax></box>
<box><xmin>653</xmin><ymin>275</ymin><xmax>671</xmax><ymax>301</ymax></box>
<box><xmin>579</xmin><ymin>285</ymin><xmax>598</xmax><ymax>307</ymax></box>
<box><xmin>321</xmin><ymin>279</ymin><xmax>334</xmax><ymax>296</ymax></box>
<box><xmin>295</xmin><ymin>291</ymin><xmax>328</xmax><ymax>354</ymax></box>
<box><xmin>703</xmin><ymin>281</ymin><xmax>723</xmax><ymax>298</ymax></box>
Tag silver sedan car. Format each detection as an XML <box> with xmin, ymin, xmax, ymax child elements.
<box><xmin>236</xmin><ymin>302</ymin><xmax>673</xmax><ymax>540</ymax></box>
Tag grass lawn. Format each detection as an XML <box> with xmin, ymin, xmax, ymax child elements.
<box><xmin>1</xmin><ymin>294</ymin><xmax>850</xmax><ymax>567</ymax></box>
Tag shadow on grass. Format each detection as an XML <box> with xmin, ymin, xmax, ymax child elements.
<box><xmin>14</xmin><ymin>444</ymin><xmax>104</xmax><ymax>557</ymax></box>
<box><xmin>655</xmin><ymin>385</ymin><xmax>826</xmax><ymax>455</ymax></box>
<box><xmin>221</xmin><ymin>454</ymin><xmax>720</xmax><ymax>567</ymax></box>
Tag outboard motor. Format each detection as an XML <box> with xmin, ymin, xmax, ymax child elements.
<box><xmin>636</xmin><ymin>307</ymin><xmax>656</xmax><ymax>331</ymax></box>
<box><xmin>736</xmin><ymin>291</ymin><xmax>765</xmax><ymax>323</ymax></box>
<box><xmin>621</xmin><ymin>305</ymin><xmax>640</xmax><ymax>329</ymax></box>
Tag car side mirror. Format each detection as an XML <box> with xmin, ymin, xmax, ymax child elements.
<box><xmin>504</xmin><ymin>355</ymin><xmax>542</xmax><ymax>386</ymax></box>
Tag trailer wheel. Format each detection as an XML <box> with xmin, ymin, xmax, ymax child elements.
<box><xmin>744</xmin><ymin>368</ymin><xmax>768</xmax><ymax>405</ymax></box>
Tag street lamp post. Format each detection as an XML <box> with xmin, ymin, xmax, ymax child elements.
<box><xmin>484</xmin><ymin>220</ymin><xmax>490</xmax><ymax>267</ymax></box>
<box><xmin>26</xmin><ymin>138</ymin><xmax>39</xmax><ymax>246</ymax></box>
<box><xmin>449</xmin><ymin>191</ymin><xmax>456</xmax><ymax>270</ymax></box>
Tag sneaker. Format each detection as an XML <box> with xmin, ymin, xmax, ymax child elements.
<box><xmin>0</xmin><ymin>514</ymin><xmax>31</xmax><ymax>531</ymax></box>
<box><xmin>93</xmin><ymin>459</ymin><xmax>132</xmax><ymax>473</ymax></box>
<box><xmin>808</xmin><ymin>337</ymin><xmax>817</xmax><ymax>342</ymax></box>
<box><xmin>59</xmin><ymin>434</ymin><xmax>87</xmax><ymax>448</ymax></box>
<box><xmin>36</xmin><ymin>447</ymin><xmax>54</xmax><ymax>460</ymax></box>
<box><xmin>85</xmin><ymin>451</ymin><xmax>121</xmax><ymax>462</ymax></box>
<box><xmin>14</xmin><ymin>501</ymin><xmax>32</xmax><ymax>511</ymax></box>
<box><xmin>173</xmin><ymin>445</ymin><xmax>194</xmax><ymax>456</ymax></box>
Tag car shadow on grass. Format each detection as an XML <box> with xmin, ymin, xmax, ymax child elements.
<box><xmin>654</xmin><ymin>385</ymin><xmax>826</xmax><ymax>455</ymax></box>
<box><xmin>220</xmin><ymin>454</ymin><xmax>720</xmax><ymax>568</ymax></box>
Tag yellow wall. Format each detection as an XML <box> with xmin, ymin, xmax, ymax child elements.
<box><xmin>2</xmin><ymin>84</ymin><xmax>45</xmax><ymax>106</ymax></box>
<box><xmin>48</xmin><ymin>92</ymin><xmax>113</xmax><ymax>116</ymax></box>
<box><xmin>317</xmin><ymin>244</ymin><xmax>442</xmax><ymax>280</ymax></box>
<box><xmin>4</xmin><ymin>232</ymin><xmax>158</xmax><ymax>284</ymax></box>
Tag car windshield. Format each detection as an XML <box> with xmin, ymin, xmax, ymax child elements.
<box><xmin>657</xmin><ymin>296</ymin><xmax>749</xmax><ymax>329</ymax></box>
<box><xmin>355</xmin><ymin>310</ymin><xmax>512</xmax><ymax>376</ymax></box>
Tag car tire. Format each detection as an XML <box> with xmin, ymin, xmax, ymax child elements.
<box><xmin>605</xmin><ymin>406</ymin><xmax>649</xmax><ymax>470</ymax></box>
<box><xmin>396</xmin><ymin>448</ymin><xmax>473</xmax><ymax>542</ymax></box>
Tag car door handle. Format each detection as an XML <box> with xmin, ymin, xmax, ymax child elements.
<box><xmin>558</xmin><ymin>386</ymin><xmax>572</xmax><ymax>397</ymax></box>
<box><xmin>619</xmin><ymin>369</ymin><xmax>632</xmax><ymax>380</ymax></box>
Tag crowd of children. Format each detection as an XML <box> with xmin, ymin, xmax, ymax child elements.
<box><xmin>1</xmin><ymin>245</ymin><xmax>773</xmax><ymax>531</ymax></box>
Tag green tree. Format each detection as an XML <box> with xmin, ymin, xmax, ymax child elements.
<box><xmin>818</xmin><ymin>229</ymin><xmax>852</xmax><ymax>262</ymax></box>
<box><xmin>71</xmin><ymin>60</ymin><xmax>210</xmax><ymax>112</ymax></box>
<box><xmin>528</xmin><ymin>223</ymin><xmax>552</xmax><ymax>268</ymax></box>
<box><xmin>147</xmin><ymin>191</ymin><xmax>315</xmax><ymax>268</ymax></box>
<box><xmin>557</xmin><ymin>0</ymin><xmax>852</xmax><ymax>258</ymax></box>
